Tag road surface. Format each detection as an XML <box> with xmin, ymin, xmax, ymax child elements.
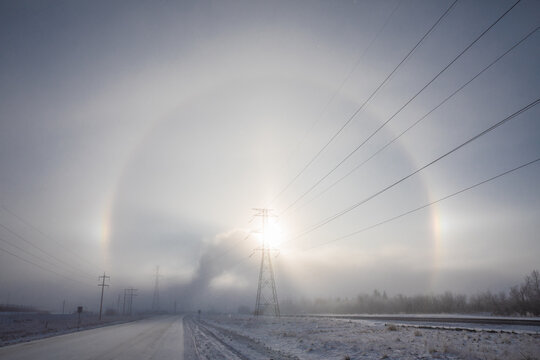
<box><xmin>0</xmin><ymin>315</ymin><xmax>185</xmax><ymax>360</ymax></box>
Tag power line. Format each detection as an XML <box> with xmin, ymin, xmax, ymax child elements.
<box><xmin>0</xmin><ymin>221</ymin><xmax>95</xmax><ymax>279</ymax></box>
<box><xmin>0</xmin><ymin>240</ymin><xmax>93</xmax><ymax>284</ymax></box>
<box><xmin>288</xmin><ymin>25</ymin><xmax>539</xmax><ymax>215</ymax></box>
<box><xmin>279</xmin><ymin>0</ymin><xmax>522</xmax><ymax>215</ymax></box>
<box><xmin>290</xmin><ymin>97</ymin><xmax>540</xmax><ymax>241</ymax></box>
<box><xmin>302</xmin><ymin>156</ymin><xmax>540</xmax><ymax>251</ymax></box>
<box><xmin>190</xmin><ymin>0</ymin><xmax>531</xmax><ymax>280</ymax></box>
<box><xmin>123</xmin><ymin>288</ymin><xmax>138</xmax><ymax>316</ymax></box>
<box><xmin>202</xmin><ymin>27</ymin><xmax>540</xmax><ymax>282</ymax></box>
<box><xmin>222</xmin><ymin>0</ymin><xmax>456</xmax><ymax>274</ymax></box>
<box><xmin>0</xmin><ymin>204</ymin><xmax>98</xmax><ymax>269</ymax></box>
<box><xmin>267</xmin><ymin>0</ymin><xmax>459</xmax><ymax>206</ymax></box>
<box><xmin>0</xmin><ymin>235</ymin><xmax>72</xmax><ymax>274</ymax></box>
<box><xmin>276</xmin><ymin>0</ymin><xmax>403</xmax><ymax>178</ymax></box>
<box><xmin>0</xmin><ymin>231</ymin><xmax>94</xmax><ymax>283</ymax></box>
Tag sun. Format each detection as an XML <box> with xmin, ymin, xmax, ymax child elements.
<box><xmin>259</xmin><ymin>219</ymin><xmax>284</xmax><ymax>249</ymax></box>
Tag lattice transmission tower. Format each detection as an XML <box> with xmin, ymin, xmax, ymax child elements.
<box><xmin>253</xmin><ymin>208</ymin><xmax>280</xmax><ymax>317</ymax></box>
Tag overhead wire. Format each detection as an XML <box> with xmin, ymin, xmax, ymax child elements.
<box><xmin>228</xmin><ymin>0</ymin><xmax>528</xmax><ymax>272</ymax></box>
<box><xmin>267</xmin><ymin>0</ymin><xmax>459</xmax><ymax>207</ymax></box>
<box><xmin>234</xmin><ymin>1</ymin><xmax>405</xmax><ymax>273</ymax></box>
<box><xmin>290</xmin><ymin>96</ymin><xmax>540</xmax><ymax>242</ymax></box>
<box><xmin>289</xmin><ymin>25</ymin><xmax>539</xmax><ymax>215</ymax></box>
<box><xmin>215</xmin><ymin>0</ymin><xmax>530</xmax><ymax>274</ymax></box>
<box><xmin>0</xmin><ymin>239</ymin><xmax>95</xmax><ymax>285</ymax></box>
<box><xmin>279</xmin><ymin>0</ymin><xmax>522</xmax><ymax>216</ymax></box>
<box><xmin>302</xmin><ymin>156</ymin><xmax>540</xmax><ymax>251</ymax></box>
<box><xmin>0</xmin><ymin>204</ymin><xmax>99</xmax><ymax>270</ymax></box>
<box><xmin>0</xmin><ymin>234</ymin><xmax>73</xmax><ymax>272</ymax></box>
<box><xmin>212</xmin><ymin>154</ymin><xmax>540</xmax><ymax>286</ymax></box>
<box><xmin>0</xmin><ymin>221</ymin><xmax>96</xmax><ymax>279</ymax></box>
<box><xmin>275</xmin><ymin>0</ymin><xmax>404</xmax><ymax>180</ymax></box>
<box><xmin>229</xmin><ymin>145</ymin><xmax>540</xmax><ymax>271</ymax></box>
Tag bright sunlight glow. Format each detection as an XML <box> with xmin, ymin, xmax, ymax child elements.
<box><xmin>256</xmin><ymin>219</ymin><xmax>284</xmax><ymax>249</ymax></box>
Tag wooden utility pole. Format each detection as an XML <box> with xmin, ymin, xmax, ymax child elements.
<box><xmin>151</xmin><ymin>266</ymin><xmax>161</xmax><ymax>312</ymax></box>
<box><xmin>98</xmin><ymin>272</ymin><xmax>110</xmax><ymax>320</ymax></box>
<box><xmin>123</xmin><ymin>288</ymin><xmax>138</xmax><ymax>316</ymax></box>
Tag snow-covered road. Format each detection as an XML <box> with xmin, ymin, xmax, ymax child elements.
<box><xmin>0</xmin><ymin>315</ymin><xmax>184</xmax><ymax>360</ymax></box>
<box><xmin>2</xmin><ymin>313</ymin><xmax>539</xmax><ymax>359</ymax></box>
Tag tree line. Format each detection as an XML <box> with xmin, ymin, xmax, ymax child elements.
<box><xmin>279</xmin><ymin>270</ymin><xmax>540</xmax><ymax>316</ymax></box>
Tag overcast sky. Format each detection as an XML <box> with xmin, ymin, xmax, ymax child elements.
<box><xmin>1</xmin><ymin>0</ymin><xmax>539</xmax><ymax>313</ymax></box>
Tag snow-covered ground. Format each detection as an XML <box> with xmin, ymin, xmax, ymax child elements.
<box><xmin>2</xmin><ymin>314</ymin><xmax>538</xmax><ymax>359</ymax></box>
<box><xmin>185</xmin><ymin>314</ymin><xmax>540</xmax><ymax>360</ymax></box>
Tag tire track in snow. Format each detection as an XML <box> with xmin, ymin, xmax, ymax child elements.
<box><xmin>185</xmin><ymin>316</ymin><xmax>300</xmax><ymax>360</ymax></box>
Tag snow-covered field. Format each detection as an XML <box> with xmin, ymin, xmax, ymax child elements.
<box><xmin>185</xmin><ymin>314</ymin><xmax>540</xmax><ymax>360</ymax></box>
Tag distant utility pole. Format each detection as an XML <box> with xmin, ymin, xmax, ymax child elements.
<box><xmin>123</xmin><ymin>290</ymin><xmax>127</xmax><ymax>316</ymax></box>
<box><xmin>253</xmin><ymin>208</ymin><xmax>280</xmax><ymax>317</ymax></box>
<box><xmin>98</xmin><ymin>272</ymin><xmax>110</xmax><ymax>321</ymax></box>
<box><xmin>151</xmin><ymin>266</ymin><xmax>161</xmax><ymax>312</ymax></box>
<box><xmin>124</xmin><ymin>288</ymin><xmax>138</xmax><ymax>316</ymax></box>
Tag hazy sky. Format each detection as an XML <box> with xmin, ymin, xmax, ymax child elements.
<box><xmin>1</xmin><ymin>0</ymin><xmax>539</xmax><ymax>313</ymax></box>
